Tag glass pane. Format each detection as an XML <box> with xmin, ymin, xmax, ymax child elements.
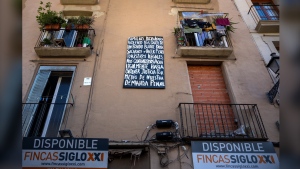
<box><xmin>262</xmin><ymin>3</ymin><xmax>279</xmax><ymax>20</ymax></box>
<box><xmin>45</xmin><ymin>76</ymin><xmax>72</xmax><ymax>137</ymax></box>
<box><xmin>63</xmin><ymin>26</ymin><xmax>77</xmax><ymax>47</ymax></box>
<box><xmin>254</xmin><ymin>6</ymin><xmax>267</xmax><ymax>20</ymax></box>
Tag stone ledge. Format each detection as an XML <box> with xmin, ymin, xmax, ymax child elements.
<box><xmin>35</xmin><ymin>47</ymin><xmax>91</xmax><ymax>58</ymax></box>
<box><xmin>178</xmin><ymin>46</ymin><xmax>233</xmax><ymax>58</ymax></box>
<box><xmin>172</xmin><ymin>0</ymin><xmax>211</xmax><ymax>4</ymax></box>
<box><xmin>60</xmin><ymin>0</ymin><xmax>98</xmax><ymax>5</ymax></box>
<box><xmin>63</xmin><ymin>10</ymin><xmax>93</xmax><ymax>17</ymax></box>
<box><xmin>255</xmin><ymin>20</ymin><xmax>279</xmax><ymax>33</ymax></box>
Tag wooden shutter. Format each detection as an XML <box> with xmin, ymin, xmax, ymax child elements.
<box><xmin>22</xmin><ymin>70</ymin><xmax>51</xmax><ymax>136</ymax></box>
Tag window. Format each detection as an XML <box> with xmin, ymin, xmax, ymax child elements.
<box><xmin>22</xmin><ymin>66</ymin><xmax>76</xmax><ymax>137</ymax></box>
<box><xmin>252</xmin><ymin>1</ymin><xmax>279</xmax><ymax>20</ymax></box>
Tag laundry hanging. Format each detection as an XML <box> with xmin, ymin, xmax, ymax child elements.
<box><xmin>216</xmin><ymin>18</ymin><xmax>230</xmax><ymax>26</ymax></box>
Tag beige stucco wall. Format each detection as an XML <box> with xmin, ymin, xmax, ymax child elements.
<box><xmin>23</xmin><ymin>0</ymin><xmax>279</xmax><ymax>168</ymax></box>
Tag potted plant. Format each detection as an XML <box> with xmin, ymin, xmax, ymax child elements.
<box><xmin>173</xmin><ymin>27</ymin><xmax>185</xmax><ymax>46</ymax></box>
<box><xmin>36</xmin><ymin>1</ymin><xmax>66</xmax><ymax>30</ymax></box>
<box><xmin>212</xmin><ymin>14</ymin><xmax>238</xmax><ymax>33</ymax></box>
<box><xmin>76</xmin><ymin>15</ymin><xmax>94</xmax><ymax>30</ymax></box>
<box><xmin>62</xmin><ymin>17</ymin><xmax>78</xmax><ymax>32</ymax></box>
<box><xmin>40</xmin><ymin>38</ymin><xmax>53</xmax><ymax>46</ymax></box>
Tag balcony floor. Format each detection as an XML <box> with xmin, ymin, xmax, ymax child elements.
<box><xmin>178</xmin><ymin>46</ymin><xmax>233</xmax><ymax>58</ymax></box>
<box><xmin>34</xmin><ymin>47</ymin><xmax>91</xmax><ymax>58</ymax></box>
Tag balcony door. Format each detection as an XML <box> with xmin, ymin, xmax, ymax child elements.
<box><xmin>22</xmin><ymin>66</ymin><xmax>75</xmax><ymax>137</ymax></box>
<box><xmin>187</xmin><ymin>65</ymin><xmax>236</xmax><ymax>137</ymax></box>
<box><xmin>62</xmin><ymin>23</ymin><xmax>78</xmax><ymax>47</ymax></box>
<box><xmin>188</xmin><ymin>65</ymin><xmax>230</xmax><ymax>104</ymax></box>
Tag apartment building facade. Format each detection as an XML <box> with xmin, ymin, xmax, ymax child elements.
<box><xmin>22</xmin><ymin>0</ymin><xmax>279</xmax><ymax>168</ymax></box>
<box><xmin>234</xmin><ymin>0</ymin><xmax>280</xmax><ymax>100</ymax></box>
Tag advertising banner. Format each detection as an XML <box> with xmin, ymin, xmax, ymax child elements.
<box><xmin>191</xmin><ymin>141</ymin><xmax>279</xmax><ymax>169</ymax></box>
<box><xmin>22</xmin><ymin>137</ymin><xmax>109</xmax><ymax>169</ymax></box>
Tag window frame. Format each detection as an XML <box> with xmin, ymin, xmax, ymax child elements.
<box><xmin>252</xmin><ymin>0</ymin><xmax>279</xmax><ymax>21</ymax></box>
<box><xmin>23</xmin><ymin>66</ymin><xmax>76</xmax><ymax>137</ymax></box>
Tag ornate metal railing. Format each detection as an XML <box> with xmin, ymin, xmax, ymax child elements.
<box><xmin>178</xmin><ymin>103</ymin><xmax>268</xmax><ymax>141</ymax></box>
<box><xmin>177</xmin><ymin>28</ymin><xmax>232</xmax><ymax>48</ymax></box>
<box><xmin>35</xmin><ymin>28</ymin><xmax>96</xmax><ymax>49</ymax></box>
<box><xmin>22</xmin><ymin>96</ymin><xmax>74</xmax><ymax>137</ymax></box>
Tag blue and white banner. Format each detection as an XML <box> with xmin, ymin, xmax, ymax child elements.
<box><xmin>22</xmin><ymin>138</ymin><xmax>109</xmax><ymax>169</ymax></box>
<box><xmin>191</xmin><ymin>141</ymin><xmax>279</xmax><ymax>169</ymax></box>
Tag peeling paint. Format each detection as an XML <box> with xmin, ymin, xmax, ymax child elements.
<box><xmin>93</xmin><ymin>11</ymin><xmax>105</xmax><ymax>18</ymax></box>
<box><xmin>168</xmin><ymin>8</ymin><xmax>178</xmax><ymax>16</ymax></box>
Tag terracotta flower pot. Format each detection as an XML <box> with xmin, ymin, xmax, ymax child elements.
<box><xmin>65</xmin><ymin>25</ymin><xmax>72</xmax><ymax>32</ymax></box>
<box><xmin>76</xmin><ymin>24</ymin><xmax>90</xmax><ymax>30</ymax></box>
<box><xmin>44</xmin><ymin>24</ymin><xmax>61</xmax><ymax>31</ymax></box>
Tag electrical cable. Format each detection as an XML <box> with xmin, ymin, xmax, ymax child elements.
<box><xmin>80</xmin><ymin>0</ymin><xmax>112</xmax><ymax>138</ymax></box>
<box><xmin>144</xmin><ymin>124</ymin><xmax>156</xmax><ymax>141</ymax></box>
<box><xmin>140</xmin><ymin>124</ymin><xmax>155</xmax><ymax>141</ymax></box>
<box><xmin>160</xmin><ymin>153</ymin><xmax>169</xmax><ymax>168</ymax></box>
<box><xmin>181</xmin><ymin>162</ymin><xmax>193</xmax><ymax>168</ymax></box>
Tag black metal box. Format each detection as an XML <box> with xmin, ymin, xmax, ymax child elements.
<box><xmin>156</xmin><ymin>132</ymin><xmax>173</xmax><ymax>140</ymax></box>
<box><xmin>156</xmin><ymin>120</ymin><xmax>174</xmax><ymax>128</ymax></box>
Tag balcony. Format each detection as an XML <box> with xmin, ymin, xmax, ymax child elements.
<box><xmin>178</xmin><ymin>103</ymin><xmax>268</xmax><ymax>141</ymax></box>
<box><xmin>34</xmin><ymin>28</ymin><xmax>96</xmax><ymax>58</ymax></box>
<box><xmin>172</xmin><ymin>0</ymin><xmax>210</xmax><ymax>3</ymax></box>
<box><xmin>177</xmin><ymin>29</ymin><xmax>233</xmax><ymax>58</ymax></box>
<box><xmin>248</xmin><ymin>5</ymin><xmax>279</xmax><ymax>33</ymax></box>
<box><xmin>60</xmin><ymin>0</ymin><xmax>98</xmax><ymax>5</ymax></box>
<box><xmin>175</xmin><ymin>12</ymin><xmax>233</xmax><ymax>58</ymax></box>
<box><xmin>22</xmin><ymin>100</ymin><xmax>74</xmax><ymax>137</ymax></box>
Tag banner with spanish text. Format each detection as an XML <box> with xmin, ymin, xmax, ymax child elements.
<box><xmin>22</xmin><ymin>138</ymin><xmax>109</xmax><ymax>169</ymax></box>
<box><xmin>191</xmin><ymin>141</ymin><xmax>279</xmax><ymax>169</ymax></box>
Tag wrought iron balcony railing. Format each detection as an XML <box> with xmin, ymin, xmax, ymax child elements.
<box><xmin>177</xmin><ymin>29</ymin><xmax>232</xmax><ymax>48</ymax></box>
<box><xmin>178</xmin><ymin>103</ymin><xmax>268</xmax><ymax>141</ymax></box>
<box><xmin>35</xmin><ymin>28</ymin><xmax>96</xmax><ymax>48</ymax></box>
<box><xmin>34</xmin><ymin>28</ymin><xmax>96</xmax><ymax>58</ymax></box>
<box><xmin>22</xmin><ymin>100</ymin><xmax>74</xmax><ymax>137</ymax></box>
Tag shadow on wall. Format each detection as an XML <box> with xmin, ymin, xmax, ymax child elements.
<box><xmin>108</xmin><ymin>150</ymin><xmax>150</xmax><ymax>169</ymax></box>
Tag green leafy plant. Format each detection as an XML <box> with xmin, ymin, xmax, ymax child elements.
<box><xmin>41</xmin><ymin>38</ymin><xmax>53</xmax><ymax>46</ymax></box>
<box><xmin>77</xmin><ymin>15</ymin><xmax>94</xmax><ymax>26</ymax></box>
<box><xmin>61</xmin><ymin>22</ymin><xmax>67</xmax><ymax>28</ymax></box>
<box><xmin>213</xmin><ymin>14</ymin><xmax>238</xmax><ymax>33</ymax></box>
<box><xmin>173</xmin><ymin>27</ymin><xmax>181</xmax><ymax>35</ymax></box>
<box><xmin>173</xmin><ymin>27</ymin><xmax>185</xmax><ymax>46</ymax></box>
<box><xmin>68</xmin><ymin>17</ymin><xmax>79</xmax><ymax>25</ymax></box>
<box><xmin>62</xmin><ymin>17</ymin><xmax>78</xmax><ymax>30</ymax></box>
<box><xmin>36</xmin><ymin>1</ymin><xmax>65</xmax><ymax>29</ymax></box>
